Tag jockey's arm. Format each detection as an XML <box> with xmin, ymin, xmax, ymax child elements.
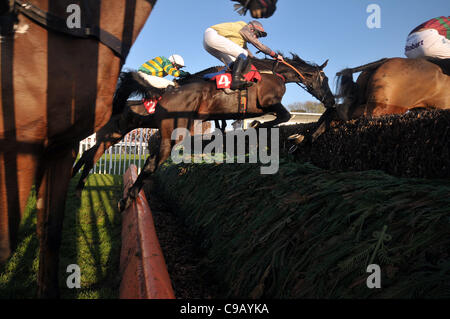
<box><xmin>164</xmin><ymin>63</ymin><xmax>189</xmax><ymax>78</ymax></box>
<box><xmin>239</xmin><ymin>25</ymin><xmax>277</xmax><ymax>58</ymax></box>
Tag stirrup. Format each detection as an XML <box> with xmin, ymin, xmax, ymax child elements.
<box><xmin>230</xmin><ymin>79</ymin><xmax>253</xmax><ymax>90</ymax></box>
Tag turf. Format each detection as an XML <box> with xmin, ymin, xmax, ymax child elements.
<box><xmin>0</xmin><ymin>174</ymin><xmax>123</xmax><ymax>299</ymax></box>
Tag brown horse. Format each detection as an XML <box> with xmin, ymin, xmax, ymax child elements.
<box><xmin>0</xmin><ymin>0</ymin><xmax>154</xmax><ymax>297</ymax></box>
<box><xmin>113</xmin><ymin>54</ymin><xmax>334</xmax><ymax>210</ymax></box>
<box><xmin>232</xmin><ymin>0</ymin><xmax>278</xmax><ymax>18</ymax></box>
<box><xmin>72</xmin><ymin>101</ymin><xmax>191</xmax><ymax>195</ymax></box>
<box><xmin>293</xmin><ymin>57</ymin><xmax>450</xmax><ymax>146</ymax></box>
<box><xmin>74</xmin><ymin>56</ymin><xmax>334</xmax><ymax>197</ymax></box>
<box><xmin>72</xmin><ymin>65</ymin><xmax>236</xmax><ymax>193</ymax></box>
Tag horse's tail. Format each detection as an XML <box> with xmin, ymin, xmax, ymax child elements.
<box><xmin>336</xmin><ymin>58</ymin><xmax>388</xmax><ymax>76</ymax></box>
<box><xmin>335</xmin><ymin>68</ymin><xmax>359</xmax><ymax>113</ymax></box>
<box><xmin>335</xmin><ymin>58</ymin><xmax>388</xmax><ymax>115</ymax></box>
<box><xmin>112</xmin><ymin>71</ymin><xmax>164</xmax><ymax>115</ymax></box>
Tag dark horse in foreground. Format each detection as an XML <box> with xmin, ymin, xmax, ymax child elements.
<box><xmin>292</xmin><ymin>57</ymin><xmax>450</xmax><ymax>145</ymax></box>
<box><xmin>0</xmin><ymin>0</ymin><xmax>154</xmax><ymax>298</ymax></box>
<box><xmin>73</xmin><ymin>55</ymin><xmax>334</xmax><ymax>208</ymax></box>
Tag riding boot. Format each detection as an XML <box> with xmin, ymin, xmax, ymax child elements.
<box><xmin>230</xmin><ymin>56</ymin><xmax>253</xmax><ymax>90</ymax></box>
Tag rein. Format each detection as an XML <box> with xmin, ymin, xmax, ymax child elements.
<box><xmin>280</xmin><ymin>60</ymin><xmax>306</xmax><ymax>81</ymax></box>
<box><xmin>11</xmin><ymin>0</ymin><xmax>130</xmax><ymax>60</ymax></box>
<box><xmin>277</xmin><ymin>59</ymin><xmax>327</xmax><ymax>104</ymax></box>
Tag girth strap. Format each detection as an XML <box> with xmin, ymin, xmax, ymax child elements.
<box><xmin>238</xmin><ymin>89</ymin><xmax>248</xmax><ymax>116</ymax></box>
<box><xmin>13</xmin><ymin>0</ymin><xmax>129</xmax><ymax>59</ymax></box>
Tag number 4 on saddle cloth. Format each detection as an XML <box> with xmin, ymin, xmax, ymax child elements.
<box><xmin>141</xmin><ymin>66</ymin><xmax>261</xmax><ymax>114</ymax></box>
<box><xmin>209</xmin><ymin>65</ymin><xmax>262</xmax><ymax>89</ymax></box>
<box><xmin>206</xmin><ymin>65</ymin><xmax>262</xmax><ymax>114</ymax></box>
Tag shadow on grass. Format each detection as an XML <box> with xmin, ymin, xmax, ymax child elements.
<box><xmin>0</xmin><ymin>190</ymin><xmax>39</xmax><ymax>298</ymax></box>
<box><xmin>0</xmin><ymin>174</ymin><xmax>123</xmax><ymax>299</ymax></box>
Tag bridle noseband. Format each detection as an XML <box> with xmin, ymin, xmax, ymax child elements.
<box><xmin>7</xmin><ymin>0</ymin><xmax>130</xmax><ymax>60</ymax></box>
<box><xmin>273</xmin><ymin>60</ymin><xmax>328</xmax><ymax>104</ymax></box>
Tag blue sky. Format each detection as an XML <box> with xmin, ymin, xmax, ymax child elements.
<box><xmin>124</xmin><ymin>0</ymin><xmax>449</xmax><ymax>107</ymax></box>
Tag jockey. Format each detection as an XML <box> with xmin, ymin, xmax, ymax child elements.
<box><xmin>203</xmin><ymin>20</ymin><xmax>284</xmax><ymax>90</ymax></box>
<box><xmin>137</xmin><ymin>54</ymin><xmax>190</xmax><ymax>89</ymax></box>
<box><xmin>405</xmin><ymin>16</ymin><xmax>450</xmax><ymax>59</ymax></box>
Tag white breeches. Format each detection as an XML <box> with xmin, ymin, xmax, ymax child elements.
<box><xmin>203</xmin><ymin>28</ymin><xmax>248</xmax><ymax>65</ymax></box>
<box><xmin>137</xmin><ymin>71</ymin><xmax>175</xmax><ymax>89</ymax></box>
<box><xmin>405</xmin><ymin>29</ymin><xmax>450</xmax><ymax>59</ymax></box>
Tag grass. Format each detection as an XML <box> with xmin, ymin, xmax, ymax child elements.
<box><xmin>155</xmin><ymin>160</ymin><xmax>450</xmax><ymax>298</ymax></box>
<box><xmin>0</xmin><ymin>174</ymin><xmax>123</xmax><ymax>299</ymax></box>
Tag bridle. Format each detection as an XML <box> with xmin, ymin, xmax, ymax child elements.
<box><xmin>272</xmin><ymin>59</ymin><xmax>328</xmax><ymax>104</ymax></box>
<box><xmin>5</xmin><ymin>0</ymin><xmax>130</xmax><ymax>60</ymax></box>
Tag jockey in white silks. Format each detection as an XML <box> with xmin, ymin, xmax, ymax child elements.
<box><xmin>137</xmin><ymin>54</ymin><xmax>190</xmax><ymax>89</ymax></box>
<box><xmin>405</xmin><ymin>16</ymin><xmax>450</xmax><ymax>59</ymax></box>
<box><xmin>203</xmin><ymin>20</ymin><xmax>284</xmax><ymax>90</ymax></box>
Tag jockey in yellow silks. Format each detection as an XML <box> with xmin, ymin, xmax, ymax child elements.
<box><xmin>405</xmin><ymin>16</ymin><xmax>450</xmax><ymax>59</ymax></box>
<box><xmin>203</xmin><ymin>20</ymin><xmax>283</xmax><ymax>90</ymax></box>
<box><xmin>138</xmin><ymin>54</ymin><xmax>190</xmax><ymax>89</ymax></box>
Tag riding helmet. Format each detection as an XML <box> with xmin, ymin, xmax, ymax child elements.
<box><xmin>169</xmin><ymin>54</ymin><xmax>185</xmax><ymax>68</ymax></box>
<box><xmin>249</xmin><ymin>20</ymin><xmax>267</xmax><ymax>37</ymax></box>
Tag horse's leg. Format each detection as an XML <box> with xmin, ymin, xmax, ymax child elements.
<box><xmin>312</xmin><ymin>108</ymin><xmax>339</xmax><ymax>141</ymax></box>
<box><xmin>36</xmin><ymin>147</ymin><xmax>76</xmax><ymax>298</ymax></box>
<box><xmin>73</xmin><ymin>144</ymin><xmax>102</xmax><ymax>196</ymax></box>
<box><xmin>119</xmin><ymin>119</ymin><xmax>182</xmax><ymax>211</ymax></box>
<box><xmin>214</xmin><ymin>120</ymin><xmax>221</xmax><ymax>132</ymax></box>
<box><xmin>258</xmin><ymin>103</ymin><xmax>291</xmax><ymax>128</ymax></box>
<box><xmin>214</xmin><ymin>119</ymin><xmax>227</xmax><ymax>133</ymax></box>
<box><xmin>74</xmin><ymin>112</ymin><xmax>136</xmax><ymax>195</ymax></box>
<box><xmin>288</xmin><ymin>107</ymin><xmax>339</xmax><ymax>151</ymax></box>
<box><xmin>220</xmin><ymin>120</ymin><xmax>227</xmax><ymax>133</ymax></box>
<box><xmin>0</xmin><ymin>151</ymin><xmax>39</xmax><ymax>263</ymax></box>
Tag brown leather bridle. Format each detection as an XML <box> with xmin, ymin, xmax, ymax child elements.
<box><xmin>6</xmin><ymin>0</ymin><xmax>131</xmax><ymax>60</ymax></box>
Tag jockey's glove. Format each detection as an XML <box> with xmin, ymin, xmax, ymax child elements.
<box><xmin>179</xmin><ymin>72</ymin><xmax>191</xmax><ymax>78</ymax></box>
<box><xmin>275</xmin><ymin>54</ymin><xmax>284</xmax><ymax>62</ymax></box>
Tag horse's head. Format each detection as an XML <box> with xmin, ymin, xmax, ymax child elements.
<box><xmin>280</xmin><ymin>54</ymin><xmax>335</xmax><ymax>108</ymax></box>
<box><xmin>232</xmin><ymin>0</ymin><xmax>277</xmax><ymax>19</ymax></box>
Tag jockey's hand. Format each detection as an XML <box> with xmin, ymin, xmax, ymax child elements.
<box><xmin>179</xmin><ymin>72</ymin><xmax>191</xmax><ymax>79</ymax></box>
<box><xmin>275</xmin><ymin>54</ymin><xmax>284</xmax><ymax>62</ymax></box>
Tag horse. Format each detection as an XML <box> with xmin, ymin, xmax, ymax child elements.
<box><xmin>0</xmin><ymin>0</ymin><xmax>155</xmax><ymax>298</ymax></box>
<box><xmin>72</xmin><ymin>101</ymin><xmax>206</xmax><ymax>196</ymax></box>
<box><xmin>72</xmin><ymin>64</ymin><xmax>243</xmax><ymax>193</ymax></box>
<box><xmin>232</xmin><ymin>0</ymin><xmax>278</xmax><ymax>18</ymax></box>
<box><xmin>111</xmin><ymin>54</ymin><xmax>334</xmax><ymax>211</ymax></box>
<box><xmin>291</xmin><ymin>57</ymin><xmax>450</xmax><ymax>146</ymax></box>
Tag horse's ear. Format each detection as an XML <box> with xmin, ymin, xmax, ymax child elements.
<box><xmin>320</xmin><ymin>60</ymin><xmax>329</xmax><ymax>70</ymax></box>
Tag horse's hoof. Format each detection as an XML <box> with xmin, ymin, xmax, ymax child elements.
<box><xmin>118</xmin><ymin>198</ymin><xmax>128</xmax><ymax>212</ymax></box>
<box><xmin>288</xmin><ymin>134</ymin><xmax>305</xmax><ymax>144</ymax></box>
<box><xmin>288</xmin><ymin>144</ymin><xmax>298</xmax><ymax>154</ymax></box>
<box><xmin>249</xmin><ymin>120</ymin><xmax>261</xmax><ymax>129</ymax></box>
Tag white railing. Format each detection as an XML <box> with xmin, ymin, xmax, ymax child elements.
<box><xmin>78</xmin><ymin>128</ymin><xmax>156</xmax><ymax>175</ymax></box>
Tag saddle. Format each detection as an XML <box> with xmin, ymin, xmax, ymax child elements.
<box><xmin>207</xmin><ymin>65</ymin><xmax>262</xmax><ymax>115</ymax></box>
